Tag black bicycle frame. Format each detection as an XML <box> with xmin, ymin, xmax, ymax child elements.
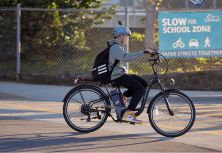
<box><xmin>87</xmin><ymin>54</ymin><xmax>175</xmax><ymax>121</ymax></box>
<box><xmin>137</xmin><ymin>62</ymin><xmax>174</xmax><ymax>116</ymax></box>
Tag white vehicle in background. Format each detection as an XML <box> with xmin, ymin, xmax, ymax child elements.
<box><xmin>189</xmin><ymin>39</ymin><xmax>199</xmax><ymax>48</ymax></box>
<box><xmin>190</xmin><ymin>0</ymin><xmax>204</xmax><ymax>5</ymax></box>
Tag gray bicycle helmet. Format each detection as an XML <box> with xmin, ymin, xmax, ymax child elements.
<box><xmin>113</xmin><ymin>26</ymin><xmax>132</xmax><ymax>38</ymax></box>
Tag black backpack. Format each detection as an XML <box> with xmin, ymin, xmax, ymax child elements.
<box><xmin>91</xmin><ymin>43</ymin><xmax>119</xmax><ymax>84</ymax></box>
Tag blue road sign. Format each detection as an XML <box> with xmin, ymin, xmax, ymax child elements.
<box><xmin>158</xmin><ymin>11</ymin><xmax>222</xmax><ymax>58</ymax></box>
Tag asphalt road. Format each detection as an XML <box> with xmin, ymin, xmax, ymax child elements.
<box><xmin>0</xmin><ymin>81</ymin><xmax>222</xmax><ymax>152</ymax></box>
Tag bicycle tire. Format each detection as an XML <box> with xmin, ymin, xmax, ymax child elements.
<box><xmin>148</xmin><ymin>90</ymin><xmax>196</xmax><ymax>137</ymax></box>
<box><xmin>63</xmin><ymin>85</ymin><xmax>110</xmax><ymax>133</ymax></box>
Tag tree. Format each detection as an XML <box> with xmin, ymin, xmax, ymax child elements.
<box><xmin>0</xmin><ymin>0</ymin><xmax>116</xmax><ymax>78</ymax></box>
<box><xmin>0</xmin><ymin>0</ymin><xmax>116</xmax><ymax>58</ymax></box>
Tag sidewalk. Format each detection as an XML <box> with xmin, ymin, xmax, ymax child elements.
<box><xmin>0</xmin><ymin>81</ymin><xmax>222</xmax><ymax>102</ymax></box>
<box><xmin>0</xmin><ymin>81</ymin><xmax>73</xmax><ymax>102</ymax></box>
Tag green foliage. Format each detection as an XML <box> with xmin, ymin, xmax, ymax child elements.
<box><xmin>0</xmin><ymin>0</ymin><xmax>116</xmax><ymax>61</ymax></box>
<box><xmin>131</xmin><ymin>32</ymin><xmax>144</xmax><ymax>42</ymax></box>
<box><xmin>0</xmin><ymin>0</ymin><xmax>105</xmax><ymax>8</ymax></box>
<box><xmin>196</xmin><ymin>58</ymin><xmax>207</xmax><ymax>64</ymax></box>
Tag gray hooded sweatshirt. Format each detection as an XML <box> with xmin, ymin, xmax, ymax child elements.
<box><xmin>108</xmin><ymin>40</ymin><xmax>149</xmax><ymax>80</ymax></box>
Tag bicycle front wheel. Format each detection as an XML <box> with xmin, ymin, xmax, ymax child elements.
<box><xmin>63</xmin><ymin>85</ymin><xmax>110</xmax><ymax>133</ymax></box>
<box><xmin>148</xmin><ymin>90</ymin><xmax>195</xmax><ymax>137</ymax></box>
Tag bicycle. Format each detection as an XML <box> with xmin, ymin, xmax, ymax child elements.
<box><xmin>63</xmin><ymin>52</ymin><xmax>196</xmax><ymax>137</ymax></box>
<box><xmin>172</xmin><ymin>38</ymin><xmax>185</xmax><ymax>48</ymax></box>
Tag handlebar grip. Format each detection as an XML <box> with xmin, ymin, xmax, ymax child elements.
<box><xmin>151</xmin><ymin>54</ymin><xmax>156</xmax><ymax>57</ymax></box>
<box><xmin>153</xmin><ymin>51</ymin><xmax>160</xmax><ymax>55</ymax></box>
<box><xmin>148</xmin><ymin>59</ymin><xmax>157</xmax><ymax>62</ymax></box>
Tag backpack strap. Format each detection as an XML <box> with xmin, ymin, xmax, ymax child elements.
<box><xmin>110</xmin><ymin>59</ymin><xmax>119</xmax><ymax>74</ymax></box>
<box><xmin>107</xmin><ymin>41</ymin><xmax>120</xmax><ymax>74</ymax></box>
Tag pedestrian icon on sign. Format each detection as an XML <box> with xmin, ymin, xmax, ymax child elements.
<box><xmin>204</xmin><ymin>37</ymin><xmax>211</xmax><ymax>48</ymax></box>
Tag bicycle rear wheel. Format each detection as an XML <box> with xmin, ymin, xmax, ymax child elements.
<box><xmin>148</xmin><ymin>90</ymin><xmax>195</xmax><ymax>137</ymax></box>
<box><xmin>63</xmin><ymin>85</ymin><xmax>110</xmax><ymax>133</ymax></box>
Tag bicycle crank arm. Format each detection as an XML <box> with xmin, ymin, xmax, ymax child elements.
<box><xmin>121</xmin><ymin>120</ymin><xmax>136</xmax><ymax>125</ymax></box>
<box><xmin>80</xmin><ymin>116</ymin><xmax>100</xmax><ymax>121</ymax></box>
<box><xmin>89</xmin><ymin>109</ymin><xmax>110</xmax><ymax>113</ymax></box>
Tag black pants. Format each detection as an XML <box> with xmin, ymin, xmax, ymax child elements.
<box><xmin>112</xmin><ymin>74</ymin><xmax>147</xmax><ymax>111</ymax></box>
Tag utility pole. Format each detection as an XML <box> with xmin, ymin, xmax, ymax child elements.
<box><xmin>144</xmin><ymin>0</ymin><xmax>157</xmax><ymax>49</ymax></box>
<box><xmin>213</xmin><ymin>0</ymin><xmax>216</xmax><ymax>9</ymax></box>
<box><xmin>185</xmin><ymin>0</ymin><xmax>189</xmax><ymax>10</ymax></box>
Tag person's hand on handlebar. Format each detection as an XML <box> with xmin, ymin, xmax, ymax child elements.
<box><xmin>143</xmin><ymin>48</ymin><xmax>158</xmax><ymax>56</ymax></box>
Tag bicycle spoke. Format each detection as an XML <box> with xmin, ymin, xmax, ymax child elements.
<box><xmin>154</xmin><ymin>116</ymin><xmax>170</xmax><ymax>123</ymax></box>
<box><xmin>156</xmin><ymin>107</ymin><xmax>172</xmax><ymax>114</ymax></box>
<box><xmin>79</xmin><ymin>90</ymin><xmax>86</xmax><ymax>104</ymax></box>
<box><xmin>68</xmin><ymin>112</ymin><xmax>82</xmax><ymax>118</ymax></box>
<box><xmin>174</xmin><ymin>113</ymin><xmax>191</xmax><ymax>120</ymax></box>
<box><xmin>71</xmin><ymin>97</ymin><xmax>83</xmax><ymax>104</ymax></box>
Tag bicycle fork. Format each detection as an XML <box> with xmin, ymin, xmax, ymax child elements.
<box><xmin>158</xmin><ymin>80</ymin><xmax>174</xmax><ymax>116</ymax></box>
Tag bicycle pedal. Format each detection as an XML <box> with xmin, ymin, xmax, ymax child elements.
<box><xmin>121</xmin><ymin>120</ymin><xmax>136</xmax><ymax>125</ymax></box>
<box><xmin>130</xmin><ymin>122</ymin><xmax>135</xmax><ymax>125</ymax></box>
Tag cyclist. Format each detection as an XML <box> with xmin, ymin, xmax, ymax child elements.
<box><xmin>109</xmin><ymin>26</ymin><xmax>155</xmax><ymax>124</ymax></box>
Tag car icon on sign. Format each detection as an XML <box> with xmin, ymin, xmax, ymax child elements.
<box><xmin>189</xmin><ymin>39</ymin><xmax>199</xmax><ymax>48</ymax></box>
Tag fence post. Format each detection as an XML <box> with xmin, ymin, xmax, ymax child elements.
<box><xmin>185</xmin><ymin>0</ymin><xmax>189</xmax><ymax>9</ymax></box>
<box><xmin>213</xmin><ymin>0</ymin><xmax>216</xmax><ymax>9</ymax></box>
<box><xmin>124</xmin><ymin>0</ymin><xmax>129</xmax><ymax>72</ymax></box>
<box><xmin>16</xmin><ymin>3</ymin><xmax>21</xmax><ymax>81</ymax></box>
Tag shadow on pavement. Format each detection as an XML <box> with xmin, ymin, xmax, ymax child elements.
<box><xmin>0</xmin><ymin>132</ymin><xmax>170</xmax><ymax>152</ymax></box>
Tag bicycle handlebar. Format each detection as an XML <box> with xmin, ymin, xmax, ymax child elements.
<box><xmin>148</xmin><ymin>52</ymin><xmax>160</xmax><ymax>62</ymax></box>
<box><xmin>148</xmin><ymin>51</ymin><xmax>169</xmax><ymax>79</ymax></box>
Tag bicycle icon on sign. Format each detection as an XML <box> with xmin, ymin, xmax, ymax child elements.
<box><xmin>172</xmin><ymin>38</ymin><xmax>185</xmax><ymax>48</ymax></box>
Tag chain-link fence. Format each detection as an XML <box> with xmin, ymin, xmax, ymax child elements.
<box><xmin>0</xmin><ymin>6</ymin><xmax>222</xmax><ymax>90</ymax></box>
<box><xmin>0</xmin><ymin>7</ymin><xmax>150</xmax><ymax>83</ymax></box>
<box><xmin>19</xmin><ymin>8</ymin><xmax>123</xmax><ymax>83</ymax></box>
<box><xmin>0</xmin><ymin>8</ymin><xmax>16</xmax><ymax>80</ymax></box>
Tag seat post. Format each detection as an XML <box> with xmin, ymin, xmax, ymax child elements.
<box><xmin>117</xmin><ymin>87</ymin><xmax>123</xmax><ymax>97</ymax></box>
<box><xmin>104</xmin><ymin>84</ymin><xmax>111</xmax><ymax>98</ymax></box>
